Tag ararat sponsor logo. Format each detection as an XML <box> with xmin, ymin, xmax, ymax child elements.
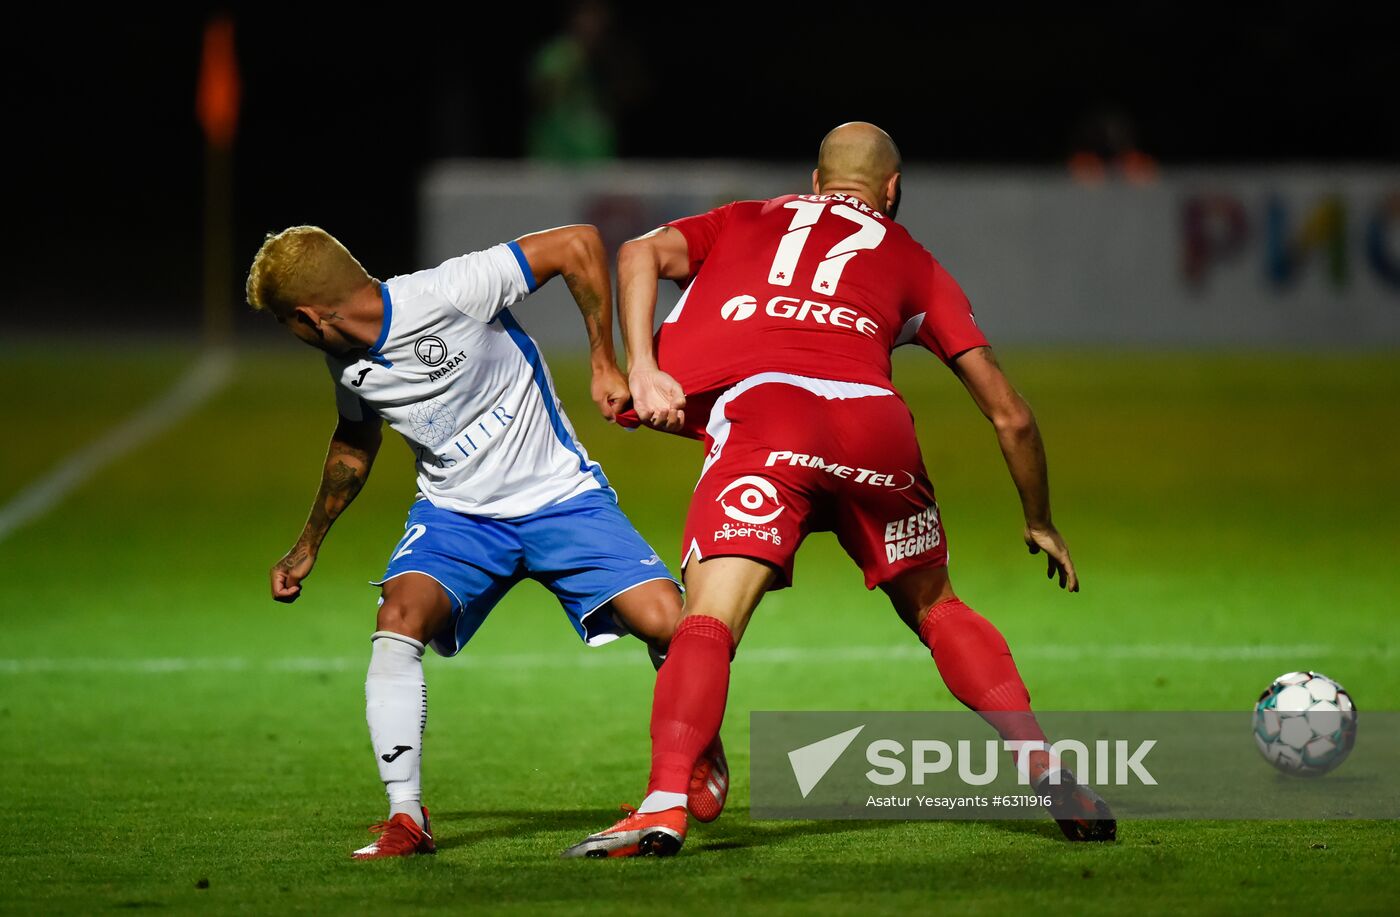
<box><xmin>766</xmin><ymin>450</ymin><xmax>914</xmax><ymax>489</ymax></box>
<box><xmin>414</xmin><ymin>335</ymin><xmax>448</xmax><ymax>366</ymax></box>
<box><xmin>717</xmin><ymin>293</ymin><xmax>879</xmax><ymax>336</ymax></box>
<box><xmin>717</xmin><ymin>475</ymin><xmax>785</xmax><ymax>524</ymax></box>
<box><xmin>884</xmin><ymin>505</ymin><xmax>941</xmax><ymax>563</ymax></box>
<box><xmin>427</xmin><ymin>350</ymin><xmax>468</xmax><ymax>382</ymax></box>
<box><xmin>713</xmin><ymin>522</ymin><xmax>783</xmax><ymax>546</ymax></box>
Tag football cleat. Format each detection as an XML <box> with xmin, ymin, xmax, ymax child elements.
<box><xmin>688</xmin><ymin>735</ymin><xmax>729</xmax><ymax>823</ymax></box>
<box><xmin>1037</xmin><ymin>771</ymin><xmax>1117</xmax><ymax>842</ymax></box>
<box><xmin>560</xmin><ymin>804</ymin><xmax>687</xmax><ymax>859</ymax></box>
<box><xmin>351</xmin><ymin>808</ymin><xmax>437</xmax><ymax>859</ymax></box>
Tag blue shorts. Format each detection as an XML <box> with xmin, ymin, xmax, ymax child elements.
<box><xmin>373</xmin><ymin>489</ymin><xmax>679</xmax><ymax>657</ymax></box>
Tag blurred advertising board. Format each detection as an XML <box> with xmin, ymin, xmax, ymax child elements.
<box><xmin>421</xmin><ymin>162</ymin><xmax>1400</xmax><ymax>350</ymax></box>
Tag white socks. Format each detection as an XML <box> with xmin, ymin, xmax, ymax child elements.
<box><xmin>637</xmin><ymin>791</ymin><xmax>688</xmax><ymax>814</ymax></box>
<box><xmin>366</xmin><ymin>631</ymin><xmax>427</xmax><ymax>828</ymax></box>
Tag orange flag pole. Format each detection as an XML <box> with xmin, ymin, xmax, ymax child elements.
<box><xmin>197</xmin><ymin>15</ymin><xmax>240</xmax><ymax>348</ymax></box>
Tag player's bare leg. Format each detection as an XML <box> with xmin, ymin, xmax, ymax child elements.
<box><xmin>353</xmin><ymin>572</ymin><xmax>452</xmax><ymax>859</ymax></box>
<box><xmin>563</xmin><ymin>557</ymin><xmax>775</xmax><ymax>858</ymax></box>
<box><xmin>605</xmin><ymin>577</ymin><xmax>683</xmax><ymax>656</ymax></box>
<box><xmin>882</xmin><ymin>564</ymin><xmax>1115</xmax><ymax>841</ymax></box>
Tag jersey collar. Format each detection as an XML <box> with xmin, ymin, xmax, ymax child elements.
<box><xmin>368</xmin><ymin>282</ymin><xmax>395</xmax><ymax>367</ymax></box>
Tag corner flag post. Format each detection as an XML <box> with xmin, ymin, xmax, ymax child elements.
<box><xmin>196</xmin><ymin>15</ymin><xmax>240</xmax><ymax>349</ymax></box>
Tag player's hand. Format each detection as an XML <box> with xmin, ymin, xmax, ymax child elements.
<box><xmin>1024</xmin><ymin>524</ymin><xmax>1079</xmax><ymax>592</ymax></box>
<box><xmin>590</xmin><ymin>364</ymin><xmax>630</xmax><ymax>422</ymax></box>
<box><xmin>270</xmin><ymin>543</ymin><xmax>316</xmax><ymax>603</ymax></box>
<box><xmin>629</xmin><ymin>367</ymin><xmax>687</xmax><ymax>433</ymax></box>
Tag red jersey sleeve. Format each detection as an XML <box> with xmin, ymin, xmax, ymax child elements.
<box><xmin>912</xmin><ymin>257</ymin><xmax>988</xmax><ymax>364</ymax></box>
<box><xmin>666</xmin><ymin>202</ymin><xmax>735</xmax><ymax>281</ymax></box>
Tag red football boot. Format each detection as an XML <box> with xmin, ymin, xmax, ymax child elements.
<box><xmin>561</xmin><ymin>804</ymin><xmax>687</xmax><ymax>858</ymax></box>
<box><xmin>351</xmin><ymin>808</ymin><xmax>437</xmax><ymax>859</ymax></box>
<box><xmin>688</xmin><ymin>735</ymin><xmax>729</xmax><ymax>823</ymax></box>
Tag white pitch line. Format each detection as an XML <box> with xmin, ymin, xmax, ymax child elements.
<box><xmin>0</xmin><ymin>643</ymin><xmax>1389</xmax><ymax>676</ymax></box>
<box><xmin>0</xmin><ymin>349</ymin><xmax>235</xmax><ymax>543</ymax></box>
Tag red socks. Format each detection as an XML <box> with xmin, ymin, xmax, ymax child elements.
<box><xmin>918</xmin><ymin>597</ymin><xmax>1050</xmax><ymax>781</ymax></box>
<box><xmin>647</xmin><ymin>614</ymin><xmax>735</xmax><ymax>796</ymax></box>
<box><xmin>645</xmin><ymin>602</ymin><xmax>1042</xmax><ymax>797</ymax></box>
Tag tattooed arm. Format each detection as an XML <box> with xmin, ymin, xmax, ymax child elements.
<box><xmin>270</xmin><ymin>414</ymin><xmax>383</xmax><ymax>603</ymax></box>
<box><xmin>514</xmin><ymin>225</ymin><xmax>629</xmax><ymax>421</ymax></box>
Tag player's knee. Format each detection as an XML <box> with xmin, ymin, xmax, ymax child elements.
<box><xmin>917</xmin><ymin>597</ymin><xmax>1008</xmax><ymax>653</ymax></box>
<box><xmin>883</xmin><ymin>565</ymin><xmax>957</xmax><ymax>632</ymax></box>
<box><xmin>677</xmin><ymin>601</ymin><xmax>745</xmax><ymax>633</ymax></box>
<box><xmin>376</xmin><ymin>598</ymin><xmax>434</xmax><ymax>644</ymax></box>
<box><xmin>917</xmin><ymin>595</ymin><xmax>970</xmax><ymax>634</ymax></box>
<box><xmin>624</xmin><ymin>588</ymin><xmax>685</xmax><ymax>646</ymax></box>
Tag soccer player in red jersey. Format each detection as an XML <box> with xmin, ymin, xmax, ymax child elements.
<box><xmin>563</xmin><ymin>123</ymin><xmax>1114</xmax><ymax>858</ymax></box>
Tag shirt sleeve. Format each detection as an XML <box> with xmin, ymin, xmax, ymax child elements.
<box><xmin>326</xmin><ymin>356</ymin><xmax>373</xmax><ymax>422</ymax></box>
<box><xmin>910</xmin><ymin>256</ymin><xmax>988</xmax><ymax>364</ymax></box>
<box><xmin>429</xmin><ymin>242</ymin><xmax>536</xmax><ymax>322</ymax></box>
<box><xmin>666</xmin><ymin>202</ymin><xmax>735</xmax><ymax>281</ymax></box>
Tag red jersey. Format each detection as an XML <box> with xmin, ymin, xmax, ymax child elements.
<box><xmin>652</xmin><ymin>192</ymin><xmax>987</xmax><ymax>433</ymax></box>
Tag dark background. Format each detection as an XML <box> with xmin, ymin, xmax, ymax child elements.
<box><xmin>7</xmin><ymin>5</ymin><xmax>1396</xmax><ymax>326</ymax></box>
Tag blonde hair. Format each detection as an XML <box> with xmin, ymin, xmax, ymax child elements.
<box><xmin>245</xmin><ymin>226</ymin><xmax>373</xmax><ymax>319</ymax></box>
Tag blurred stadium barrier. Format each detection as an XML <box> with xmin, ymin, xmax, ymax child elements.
<box><xmin>421</xmin><ymin>162</ymin><xmax>1399</xmax><ymax>350</ymax></box>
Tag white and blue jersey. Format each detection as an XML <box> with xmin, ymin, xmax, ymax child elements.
<box><xmin>326</xmin><ymin>241</ymin><xmax>608</xmax><ymax>519</ymax></box>
<box><xmin>328</xmin><ymin>241</ymin><xmax>677</xmax><ymax>655</ymax></box>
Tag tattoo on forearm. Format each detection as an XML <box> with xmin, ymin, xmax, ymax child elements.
<box><xmin>299</xmin><ymin>442</ymin><xmax>372</xmax><ymax>545</ymax></box>
<box><xmin>326</xmin><ymin>458</ymin><xmax>361</xmax><ymax>490</ymax></box>
<box><xmin>276</xmin><ymin>544</ymin><xmax>309</xmax><ymax>572</ymax></box>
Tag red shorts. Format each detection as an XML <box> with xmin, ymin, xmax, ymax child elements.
<box><xmin>682</xmin><ymin>373</ymin><xmax>948</xmax><ymax>590</ymax></box>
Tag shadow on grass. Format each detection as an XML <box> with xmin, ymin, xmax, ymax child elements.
<box><xmin>699</xmin><ymin>817</ymin><xmax>1077</xmax><ymax>853</ymax></box>
<box><xmin>429</xmin><ymin>809</ymin><xmax>910</xmax><ymax>853</ymax></box>
<box><xmin>981</xmin><ymin>819</ymin><xmax>1065</xmax><ymax>841</ymax></box>
<box><xmin>689</xmin><ymin>818</ymin><xmax>894</xmax><ymax>855</ymax></box>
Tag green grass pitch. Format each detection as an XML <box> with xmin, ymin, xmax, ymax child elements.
<box><xmin>2</xmin><ymin>342</ymin><xmax>1397</xmax><ymax>914</ymax></box>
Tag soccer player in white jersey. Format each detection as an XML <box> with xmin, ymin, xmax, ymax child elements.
<box><xmin>245</xmin><ymin>224</ymin><xmax>726</xmax><ymax>859</ymax></box>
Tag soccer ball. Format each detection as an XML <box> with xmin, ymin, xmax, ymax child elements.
<box><xmin>1252</xmin><ymin>671</ymin><xmax>1357</xmax><ymax>777</ymax></box>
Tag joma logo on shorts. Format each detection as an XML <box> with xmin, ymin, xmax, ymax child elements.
<box><xmin>765</xmin><ymin>451</ymin><xmax>911</xmax><ymax>489</ymax></box>
<box><xmin>719</xmin><ymin>294</ymin><xmax>879</xmax><ymax>337</ymax></box>
<box><xmin>884</xmin><ymin>506</ymin><xmax>941</xmax><ymax>563</ymax></box>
